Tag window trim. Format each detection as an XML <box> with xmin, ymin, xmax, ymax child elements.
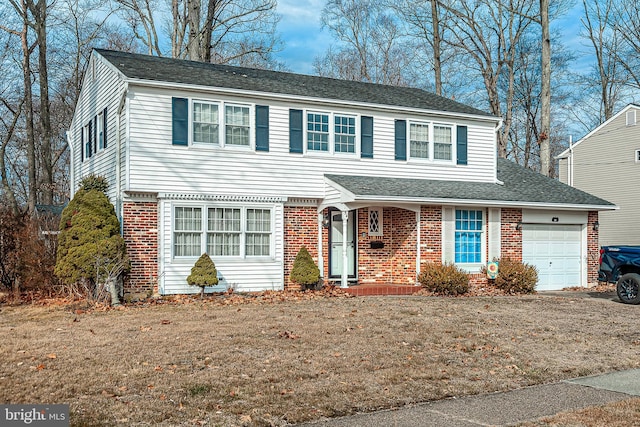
<box><xmin>368</xmin><ymin>207</ymin><xmax>383</xmax><ymax>237</ymax></box>
<box><xmin>172</xmin><ymin>203</ymin><xmax>274</xmax><ymax>260</ymax></box>
<box><xmin>406</xmin><ymin>120</ymin><xmax>456</xmax><ymax>164</ymax></box>
<box><xmin>635</xmin><ymin>149</ymin><xmax>640</xmax><ymax>163</ymax></box>
<box><xmin>453</xmin><ymin>208</ymin><xmax>486</xmax><ymax>269</ymax></box>
<box><xmin>304</xmin><ymin>110</ymin><xmax>359</xmax><ymax>156</ymax></box>
<box><xmin>190</xmin><ymin>98</ymin><xmax>254</xmax><ymax>149</ymax></box>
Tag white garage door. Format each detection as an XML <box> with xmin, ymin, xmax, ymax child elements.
<box><xmin>522</xmin><ymin>224</ymin><xmax>582</xmax><ymax>291</ymax></box>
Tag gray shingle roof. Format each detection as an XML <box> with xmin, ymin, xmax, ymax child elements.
<box><xmin>326</xmin><ymin>158</ymin><xmax>615</xmax><ymax>208</ymax></box>
<box><xmin>95</xmin><ymin>49</ymin><xmax>494</xmax><ymax>118</ymax></box>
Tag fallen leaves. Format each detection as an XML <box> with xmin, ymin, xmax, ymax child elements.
<box><xmin>277</xmin><ymin>330</ymin><xmax>300</xmax><ymax>340</ymax></box>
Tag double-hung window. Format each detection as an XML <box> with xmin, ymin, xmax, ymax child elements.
<box><xmin>97</xmin><ymin>111</ymin><xmax>105</xmax><ymax>150</ymax></box>
<box><xmin>410</xmin><ymin>123</ymin><xmax>430</xmax><ymax>158</ymax></box>
<box><xmin>455</xmin><ymin>209</ymin><xmax>483</xmax><ymax>263</ymax></box>
<box><xmin>245</xmin><ymin>209</ymin><xmax>271</xmax><ymax>256</ymax></box>
<box><xmin>433</xmin><ymin>125</ymin><xmax>452</xmax><ymax>160</ymax></box>
<box><xmin>307</xmin><ymin>112</ymin><xmax>329</xmax><ymax>152</ymax></box>
<box><xmin>174</xmin><ymin>207</ymin><xmax>203</xmax><ymax>257</ymax></box>
<box><xmin>334</xmin><ymin>115</ymin><xmax>356</xmax><ymax>153</ymax></box>
<box><xmin>193</xmin><ymin>101</ymin><xmax>219</xmax><ymax>144</ymax></box>
<box><xmin>207</xmin><ymin>208</ymin><xmax>241</xmax><ymax>256</ymax></box>
<box><xmin>174</xmin><ymin>205</ymin><xmax>272</xmax><ymax>258</ymax></box>
<box><xmin>225</xmin><ymin>105</ymin><xmax>250</xmax><ymax>146</ymax></box>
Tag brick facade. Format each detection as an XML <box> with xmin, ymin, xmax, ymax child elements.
<box><xmin>283</xmin><ymin>206</ymin><xmax>321</xmax><ymax>290</ymax></box>
<box><xmin>587</xmin><ymin>211</ymin><xmax>600</xmax><ymax>285</ymax></box>
<box><xmin>358</xmin><ymin>208</ymin><xmax>418</xmax><ymax>284</ymax></box>
<box><xmin>122</xmin><ymin>201</ymin><xmax>159</xmax><ymax>296</ymax></box>
<box><xmin>501</xmin><ymin>208</ymin><xmax>523</xmax><ymax>261</ymax></box>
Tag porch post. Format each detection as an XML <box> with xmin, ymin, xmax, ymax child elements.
<box><xmin>341</xmin><ymin>210</ymin><xmax>349</xmax><ymax>288</ymax></box>
<box><xmin>317</xmin><ymin>213</ymin><xmax>324</xmax><ymax>280</ymax></box>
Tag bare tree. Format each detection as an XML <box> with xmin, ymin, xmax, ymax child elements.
<box><xmin>610</xmin><ymin>1</ymin><xmax>640</xmax><ymax>90</ymax></box>
<box><xmin>316</xmin><ymin>0</ymin><xmax>410</xmax><ymax>85</ymax></box>
<box><xmin>581</xmin><ymin>0</ymin><xmax>626</xmax><ymax>122</ymax></box>
<box><xmin>437</xmin><ymin>0</ymin><xmax>537</xmax><ymax>158</ymax></box>
<box><xmin>539</xmin><ymin>0</ymin><xmax>551</xmax><ymax>176</ymax></box>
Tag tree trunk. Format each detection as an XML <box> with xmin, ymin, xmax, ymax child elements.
<box><xmin>108</xmin><ymin>277</ymin><xmax>121</xmax><ymax>306</ymax></box>
<box><xmin>539</xmin><ymin>0</ymin><xmax>551</xmax><ymax>176</ymax></box>
<box><xmin>19</xmin><ymin>0</ymin><xmax>37</xmax><ymax>214</ymax></box>
<box><xmin>186</xmin><ymin>0</ymin><xmax>201</xmax><ymax>60</ymax></box>
<box><xmin>32</xmin><ymin>0</ymin><xmax>54</xmax><ymax>204</ymax></box>
<box><xmin>430</xmin><ymin>0</ymin><xmax>442</xmax><ymax>96</ymax></box>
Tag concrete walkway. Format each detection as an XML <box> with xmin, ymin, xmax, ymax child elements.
<box><xmin>297</xmin><ymin>369</ymin><xmax>640</xmax><ymax>427</ymax></box>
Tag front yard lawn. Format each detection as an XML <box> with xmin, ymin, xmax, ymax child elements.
<box><xmin>1</xmin><ymin>292</ymin><xmax>639</xmax><ymax>426</ymax></box>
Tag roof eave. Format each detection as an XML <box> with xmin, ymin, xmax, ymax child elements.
<box><xmin>350</xmin><ymin>194</ymin><xmax>617</xmax><ymax>211</ymax></box>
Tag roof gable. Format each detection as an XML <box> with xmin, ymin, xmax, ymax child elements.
<box><xmin>557</xmin><ymin>103</ymin><xmax>640</xmax><ymax>158</ymax></box>
<box><xmin>94</xmin><ymin>49</ymin><xmax>495</xmax><ymax>119</ymax></box>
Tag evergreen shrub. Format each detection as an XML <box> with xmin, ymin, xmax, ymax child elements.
<box><xmin>186</xmin><ymin>253</ymin><xmax>218</xmax><ymax>298</ymax></box>
<box><xmin>290</xmin><ymin>246</ymin><xmax>321</xmax><ymax>290</ymax></box>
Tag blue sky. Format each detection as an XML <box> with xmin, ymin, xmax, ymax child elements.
<box><xmin>275</xmin><ymin>0</ymin><xmax>592</xmax><ymax>76</ymax></box>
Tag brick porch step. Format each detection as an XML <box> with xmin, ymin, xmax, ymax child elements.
<box><xmin>343</xmin><ymin>284</ymin><xmax>421</xmax><ymax>296</ymax></box>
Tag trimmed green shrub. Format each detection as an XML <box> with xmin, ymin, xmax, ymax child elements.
<box><xmin>290</xmin><ymin>246</ymin><xmax>321</xmax><ymax>290</ymax></box>
<box><xmin>418</xmin><ymin>262</ymin><xmax>469</xmax><ymax>296</ymax></box>
<box><xmin>55</xmin><ymin>186</ymin><xmax>129</xmax><ymax>304</ymax></box>
<box><xmin>489</xmin><ymin>258</ymin><xmax>538</xmax><ymax>294</ymax></box>
<box><xmin>187</xmin><ymin>253</ymin><xmax>218</xmax><ymax>298</ymax></box>
<box><xmin>79</xmin><ymin>174</ymin><xmax>109</xmax><ymax>193</ymax></box>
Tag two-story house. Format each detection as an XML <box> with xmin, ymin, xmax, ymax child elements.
<box><xmin>68</xmin><ymin>49</ymin><xmax>615</xmax><ymax>295</ymax></box>
<box><xmin>558</xmin><ymin>104</ymin><xmax>638</xmax><ymax>246</ymax></box>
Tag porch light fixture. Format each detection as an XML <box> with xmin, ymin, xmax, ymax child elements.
<box><xmin>322</xmin><ymin>214</ymin><xmax>330</xmax><ymax>229</ymax></box>
<box><xmin>515</xmin><ymin>221</ymin><xmax>522</xmax><ymax>231</ymax></box>
<box><xmin>593</xmin><ymin>221</ymin><xmax>599</xmax><ymax>231</ymax></box>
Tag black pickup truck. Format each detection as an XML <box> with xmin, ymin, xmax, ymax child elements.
<box><xmin>599</xmin><ymin>246</ymin><xmax>640</xmax><ymax>304</ymax></box>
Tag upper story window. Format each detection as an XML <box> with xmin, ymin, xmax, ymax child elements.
<box><xmin>81</xmin><ymin>107</ymin><xmax>108</xmax><ymax>162</ymax></box>
<box><xmin>193</xmin><ymin>101</ymin><xmax>219</xmax><ymax>144</ymax></box>
<box><xmin>627</xmin><ymin>110</ymin><xmax>637</xmax><ymax>126</ymax></box>
<box><xmin>635</xmin><ymin>149</ymin><xmax>640</xmax><ymax>163</ymax></box>
<box><xmin>407</xmin><ymin>121</ymin><xmax>453</xmax><ymax>162</ymax></box>
<box><xmin>410</xmin><ymin>122</ymin><xmax>429</xmax><ymax>158</ymax></box>
<box><xmin>334</xmin><ymin>115</ymin><xmax>356</xmax><ymax>153</ymax></box>
<box><xmin>307</xmin><ymin>112</ymin><xmax>329</xmax><ymax>151</ymax></box>
<box><xmin>306</xmin><ymin>111</ymin><xmax>357</xmax><ymax>155</ymax></box>
<box><xmin>433</xmin><ymin>125</ymin><xmax>452</xmax><ymax>160</ymax></box>
<box><xmin>225</xmin><ymin>105</ymin><xmax>250</xmax><ymax>146</ymax></box>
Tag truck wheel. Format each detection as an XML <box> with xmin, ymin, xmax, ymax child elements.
<box><xmin>616</xmin><ymin>273</ymin><xmax>640</xmax><ymax>304</ymax></box>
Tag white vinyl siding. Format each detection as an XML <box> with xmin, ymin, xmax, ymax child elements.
<box><xmin>69</xmin><ymin>53</ymin><xmax>124</xmax><ymax>202</ymax></box>
<box><xmin>126</xmin><ymin>90</ymin><xmax>498</xmax><ymax>198</ymax></box>
<box><xmin>159</xmin><ymin>200</ymin><xmax>284</xmax><ymax>294</ymax></box>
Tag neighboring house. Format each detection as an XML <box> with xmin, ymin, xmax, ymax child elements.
<box><xmin>558</xmin><ymin>104</ymin><xmax>637</xmax><ymax>246</ymax></box>
<box><xmin>67</xmin><ymin>49</ymin><xmax>615</xmax><ymax>295</ymax></box>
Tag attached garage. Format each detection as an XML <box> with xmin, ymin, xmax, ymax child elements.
<box><xmin>522</xmin><ymin>224</ymin><xmax>583</xmax><ymax>290</ymax></box>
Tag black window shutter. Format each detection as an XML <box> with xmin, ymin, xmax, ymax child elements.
<box><xmin>172</xmin><ymin>97</ymin><xmax>189</xmax><ymax>146</ymax></box>
<box><xmin>457</xmin><ymin>125</ymin><xmax>468</xmax><ymax>165</ymax></box>
<box><xmin>80</xmin><ymin>127</ymin><xmax>84</xmax><ymax>162</ymax></box>
<box><xmin>103</xmin><ymin>107</ymin><xmax>108</xmax><ymax>149</ymax></box>
<box><xmin>87</xmin><ymin>120</ymin><xmax>93</xmax><ymax>157</ymax></box>
<box><xmin>394</xmin><ymin>119</ymin><xmax>406</xmax><ymax>161</ymax></box>
<box><xmin>361</xmin><ymin>116</ymin><xmax>373</xmax><ymax>158</ymax></box>
<box><xmin>289</xmin><ymin>109</ymin><xmax>303</xmax><ymax>153</ymax></box>
<box><xmin>93</xmin><ymin>116</ymin><xmax>98</xmax><ymax>154</ymax></box>
<box><xmin>255</xmin><ymin>105</ymin><xmax>269</xmax><ymax>152</ymax></box>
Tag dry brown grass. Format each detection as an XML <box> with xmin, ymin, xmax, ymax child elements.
<box><xmin>519</xmin><ymin>398</ymin><xmax>640</xmax><ymax>426</ymax></box>
<box><xmin>1</xmin><ymin>292</ymin><xmax>640</xmax><ymax>426</ymax></box>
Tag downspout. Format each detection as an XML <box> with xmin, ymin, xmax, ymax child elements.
<box><xmin>568</xmin><ymin>135</ymin><xmax>573</xmax><ymax>186</ymax></box>
<box><xmin>494</xmin><ymin>119</ymin><xmax>504</xmax><ymax>185</ymax></box>
<box><xmin>65</xmin><ymin>130</ymin><xmax>75</xmax><ymax>197</ymax></box>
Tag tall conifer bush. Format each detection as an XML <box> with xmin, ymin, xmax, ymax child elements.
<box><xmin>55</xmin><ymin>176</ymin><xmax>129</xmax><ymax>304</ymax></box>
<box><xmin>290</xmin><ymin>246</ymin><xmax>321</xmax><ymax>290</ymax></box>
<box><xmin>187</xmin><ymin>253</ymin><xmax>219</xmax><ymax>298</ymax></box>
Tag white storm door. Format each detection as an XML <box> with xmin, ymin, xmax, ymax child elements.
<box><xmin>330</xmin><ymin>211</ymin><xmax>356</xmax><ymax>278</ymax></box>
